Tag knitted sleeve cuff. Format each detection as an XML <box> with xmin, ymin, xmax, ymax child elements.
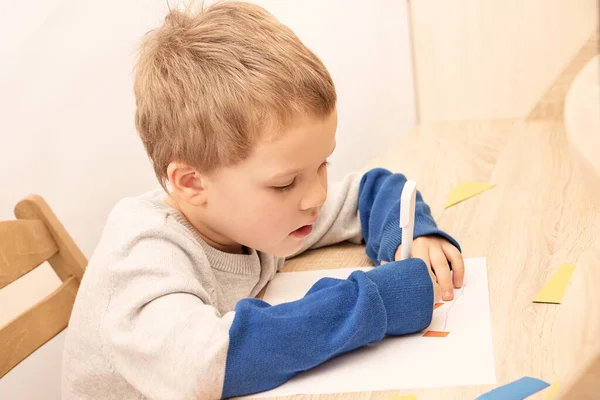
<box><xmin>365</xmin><ymin>258</ymin><xmax>433</xmax><ymax>335</ymax></box>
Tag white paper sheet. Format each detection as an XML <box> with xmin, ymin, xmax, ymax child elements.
<box><xmin>249</xmin><ymin>257</ymin><xmax>496</xmax><ymax>397</ymax></box>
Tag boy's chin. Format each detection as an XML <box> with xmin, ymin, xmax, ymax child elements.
<box><xmin>259</xmin><ymin>238</ymin><xmax>305</xmax><ymax>258</ymax></box>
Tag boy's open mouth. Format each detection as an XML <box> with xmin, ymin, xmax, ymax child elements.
<box><xmin>290</xmin><ymin>224</ymin><xmax>313</xmax><ymax>238</ymax></box>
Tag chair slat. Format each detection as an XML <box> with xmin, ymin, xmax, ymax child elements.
<box><xmin>14</xmin><ymin>195</ymin><xmax>86</xmax><ymax>282</ymax></box>
<box><xmin>0</xmin><ymin>220</ymin><xmax>59</xmax><ymax>289</ymax></box>
<box><xmin>0</xmin><ymin>276</ymin><xmax>78</xmax><ymax>378</ymax></box>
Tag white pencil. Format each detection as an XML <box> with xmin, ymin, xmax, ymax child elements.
<box><xmin>400</xmin><ymin>180</ymin><xmax>417</xmax><ymax>260</ymax></box>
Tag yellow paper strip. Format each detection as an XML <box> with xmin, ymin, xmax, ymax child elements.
<box><xmin>444</xmin><ymin>182</ymin><xmax>496</xmax><ymax>209</ymax></box>
<box><xmin>386</xmin><ymin>396</ymin><xmax>417</xmax><ymax>400</ymax></box>
<box><xmin>534</xmin><ymin>265</ymin><xmax>576</xmax><ymax>304</ymax></box>
<box><xmin>543</xmin><ymin>380</ymin><xmax>560</xmax><ymax>400</ymax></box>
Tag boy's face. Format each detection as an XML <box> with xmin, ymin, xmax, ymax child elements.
<box><xmin>189</xmin><ymin>110</ymin><xmax>337</xmax><ymax>257</ymax></box>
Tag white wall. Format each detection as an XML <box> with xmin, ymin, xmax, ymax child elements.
<box><xmin>0</xmin><ymin>0</ymin><xmax>162</xmax><ymax>257</ymax></box>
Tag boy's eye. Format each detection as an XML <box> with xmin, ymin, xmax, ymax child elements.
<box><xmin>272</xmin><ymin>161</ymin><xmax>328</xmax><ymax>193</ymax></box>
<box><xmin>273</xmin><ymin>179</ymin><xmax>297</xmax><ymax>192</ymax></box>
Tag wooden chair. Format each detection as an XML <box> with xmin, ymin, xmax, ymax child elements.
<box><xmin>0</xmin><ymin>195</ymin><xmax>87</xmax><ymax>378</ymax></box>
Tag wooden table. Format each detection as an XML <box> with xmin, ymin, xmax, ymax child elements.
<box><xmin>274</xmin><ymin>119</ymin><xmax>600</xmax><ymax>399</ymax></box>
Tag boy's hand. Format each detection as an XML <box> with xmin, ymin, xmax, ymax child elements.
<box><xmin>382</xmin><ymin>236</ymin><xmax>464</xmax><ymax>302</ymax></box>
<box><xmin>394</xmin><ymin>236</ymin><xmax>464</xmax><ymax>301</ymax></box>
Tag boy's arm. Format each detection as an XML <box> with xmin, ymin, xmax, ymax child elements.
<box><xmin>103</xmin><ymin>237</ymin><xmax>433</xmax><ymax>399</ymax></box>
<box><xmin>295</xmin><ymin>168</ymin><xmax>460</xmax><ymax>264</ymax></box>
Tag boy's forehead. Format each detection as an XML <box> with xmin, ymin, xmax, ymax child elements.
<box><xmin>245</xmin><ymin>111</ymin><xmax>337</xmax><ymax>177</ymax></box>
<box><xmin>254</xmin><ymin>111</ymin><xmax>336</xmax><ymax>156</ymax></box>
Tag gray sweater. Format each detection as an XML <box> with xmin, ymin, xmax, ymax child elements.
<box><xmin>62</xmin><ymin>172</ymin><xmax>364</xmax><ymax>399</ymax></box>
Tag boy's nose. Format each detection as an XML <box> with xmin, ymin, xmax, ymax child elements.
<box><xmin>300</xmin><ymin>177</ymin><xmax>327</xmax><ymax>211</ymax></box>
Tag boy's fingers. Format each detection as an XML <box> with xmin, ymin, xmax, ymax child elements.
<box><xmin>430</xmin><ymin>246</ymin><xmax>454</xmax><ymax>300</ymax></box>
<box><xmin>429</xmin><ymin>266</ymin><xmax>441</xmax><ymax>303</ymax></box>
<box><xmin>443</xmin><ymin>243</ymin><xmax>465</xmax><ymax>288</ymax></box>
<box><xmin>433</xmin><ymin>281</ymin><xmax>442</xmax><ymax>303</ymax></box>
<box><xmin>393</xmin><ymin>244</ymin><xmax>402</xmax><ymax>261</ymax></box>
<box><xmin>411</xmin><ymin>245</ymin><xmax>440</xmax><ymax>303</ymax></box>
<box><xmin>412</xmin><ymin>245</ymin><xmax>431</xmax><ymax>270</ymax></box>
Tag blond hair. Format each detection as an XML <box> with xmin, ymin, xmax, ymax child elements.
<box><xmin>134</xmin><ymin>1</ymin><xmax>336</xmax><ymax>189</ymax></box>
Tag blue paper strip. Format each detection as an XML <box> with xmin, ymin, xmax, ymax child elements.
<box><xmin>476</xmin><ymin>377</ymin><xmax>550</xmax><ymax>400</ymax></box>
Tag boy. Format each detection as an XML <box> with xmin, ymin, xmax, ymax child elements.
<box><xmin>62</xmin><ymin>2</ymin><xmax>464</xmax><ymax>399</ymax></box>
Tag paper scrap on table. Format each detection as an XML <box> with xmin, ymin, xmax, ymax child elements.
<box><xmin>444</xmin><ymin>182</ymin><xmax>496</xmax><ymax>209</ymax></box>
<box><xmin>543</xmin><ymin>380</ymin><xmax>560</xmax><ymax>400</ymax></box>
<box><xmin>244</xmin><ymin>258</ymin><xmax>495</xmax><ymax>397</ymax></box>
<box><xmin>386</xmin><ymin>395</ymin><xmax>417</xmax><ymax>400</ymax></box>
<box><xmin>423</xmin><ymin>330</ymin><xmax>449</xmax><ymax>338</ymax></box>
<box><xmin>475</xmin><ymin>376</ymin><xmax>550</xmax><ymax>399</ymax></box>
<box><xmin>533</xmin><ymin>264</ymin><xmax>576</xmax><ymax>304</ymax></box>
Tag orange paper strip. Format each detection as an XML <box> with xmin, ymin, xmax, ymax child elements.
<box><xmin>423</xmin><ymin>330</ymin><xmax>449</xmax><ymax>338</ymax></box>
<box><xmin>434</xmin><ymin>302</ymin><xmax>444</xmax><ymax>310</ymax></box>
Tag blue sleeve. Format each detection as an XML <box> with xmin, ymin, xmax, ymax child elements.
<box><xmin>222</xmin><ymin>258</ymin><xmax>433</xmax><ymax>398</ymax></box>
<box><xmin>358</xmin><ymin>168</ymin><xmax>461</xmax><ymax>265</ymax></box>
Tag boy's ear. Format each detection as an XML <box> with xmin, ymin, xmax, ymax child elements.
<box><xmin>166</xmin><ymin>161</ymin><xmax>207</xmax><ymax>206</ymax></box>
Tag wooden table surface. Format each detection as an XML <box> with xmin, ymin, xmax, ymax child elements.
<box><xmin>269</xmin><ymin>118</ymin><xmax>600</xmax><ymax>400</ymax></box>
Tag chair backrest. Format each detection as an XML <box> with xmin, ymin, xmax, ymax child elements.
<box><xmin>0</xmin><ymin>195</ymin><xmax>87</xmax><ymax>378</ymax></box>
